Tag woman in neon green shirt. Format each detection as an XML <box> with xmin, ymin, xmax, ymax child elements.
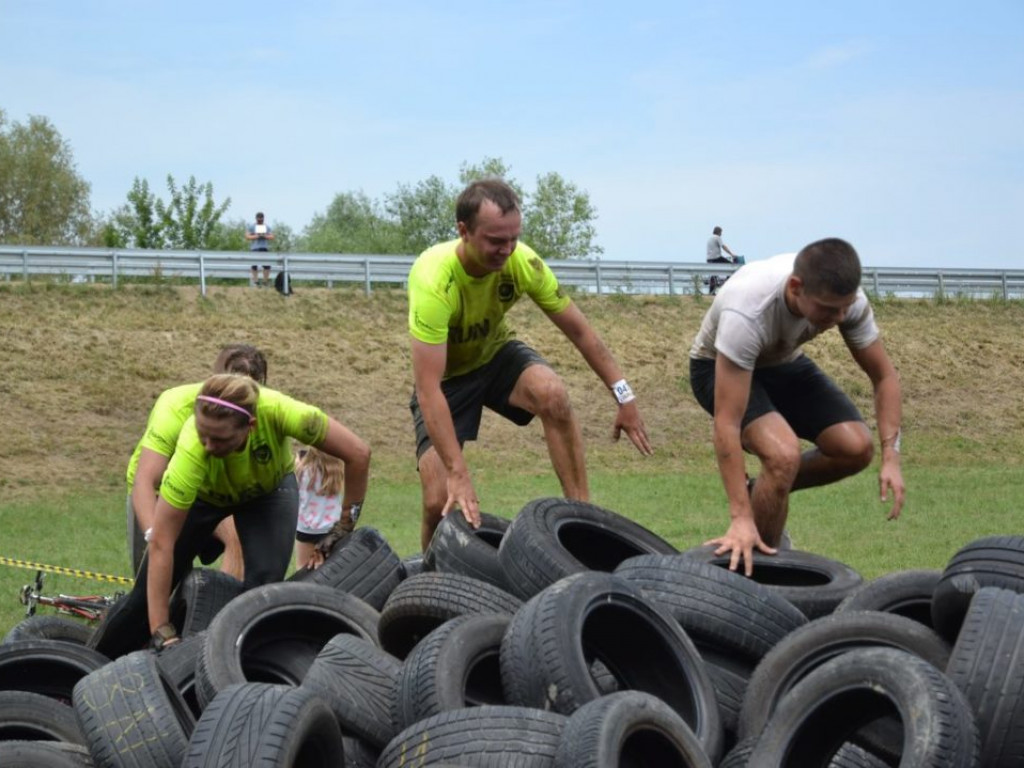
<box><xmin>92</xmin><ymin>373</ymin><xmax>371</xmax><ymax>658</ymax></box>
<box><xmin>125</xmin><ymin>343</ymin><xmax>268</xmax><ymax>577</ymax></box>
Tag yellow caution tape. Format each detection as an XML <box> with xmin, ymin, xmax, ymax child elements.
<box><xmin>0</xmin><ymin>556</ymin><xmax>134</xmax><ymax>585</ymax></box>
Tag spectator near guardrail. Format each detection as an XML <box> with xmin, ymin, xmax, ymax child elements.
<box><xmin>245</xmin><ymin>211</ymin><xmax>275</xmax><ymax>287</ymax></box>
<box><xmin>706</xmin><ymin>226</ymin><xmax>738</xmax><ymax>264</ymax></box>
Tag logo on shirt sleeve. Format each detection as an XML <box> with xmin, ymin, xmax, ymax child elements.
<box><xmin>301</xmin><ymin>413</ymin><xmax>323</xmax><ymax>441</ymax></box>
<box><xmin>161</xmin><ymin>477</ymin><xmax>185</xmax><ymax>499</ymax></box>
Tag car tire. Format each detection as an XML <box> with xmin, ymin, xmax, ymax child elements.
<box><xmin>194</xmin><ymin>582</ymin><xmax>379</xmax><ymax>709</ymax></box>
<box><xmin>500</xmin><ymin>571</ymin><xmax>723</xmax><ymax>764</ymax></box>
<box><xmin>747</xmin><ymin>648</ymin><xmax>978</xmax><ymax>767</ymax></box>
<box><xmin>497</xmin><ymin>497</ymin><xmax>678</xmax><ymax>600</ymax></box>
<box><xmin>680</xmin><ymin>545</ymin><xmax>862</xmax><ymax>619</ymax></box>
<box><xmin>377</xmin><ymin>572</ymin><xmax>521</xmax><ymax>660</ymax></box>
<box><xmin>73</xmin><ymin>650</ymin><xmax>194</xmax><ymax>768</ymax></box>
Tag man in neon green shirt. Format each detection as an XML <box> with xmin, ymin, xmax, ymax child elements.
<box><xmin>408</xmin><ymin>178</ymin><xmax>652</xmax><ymax>550</ymax></box>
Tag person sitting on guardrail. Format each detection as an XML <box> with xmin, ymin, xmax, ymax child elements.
<box><xmin>706</xmin><ymin>226</ymin><xmax>744</xmax><ymax>294</ymax></box>
<box><xmin>90</xmin><ymin>373</ymin><xmax>371</xmax><ymax>657</ymax></box>
<box><xmin>689</xmin><ymin>238</ymin><xmax>905</xmax><ymax>576</ymax></box>
<box><xmin>407</xmin><ymin>178</ymin><xmax>653</xmax><ymax>552</ymax></box>
<box><xmin>125</xmin><ymin>344</ymin><xmax>267</xmax><ymax>581</ymax></box>
<box><xmin>706</xmin><ymin>225</ymin><xmax>739</xmax><ymax>264</ymax></box>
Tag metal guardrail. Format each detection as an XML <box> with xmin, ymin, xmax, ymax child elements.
<box><xmin>1</xmin><ymin>245</ymin><xmax>1022</xmax><ymax>299</ymax></box>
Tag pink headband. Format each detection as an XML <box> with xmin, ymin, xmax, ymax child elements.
<box><xmin>196</xmin><ymin>395</ymin><xmax>253</xmax><ymax>419</ymax></box>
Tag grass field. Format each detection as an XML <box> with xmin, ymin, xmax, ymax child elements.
<box><xmin>1</xmin><ymin>281</ymin><xmax>1022</xmax><ymax>635</ymax></box>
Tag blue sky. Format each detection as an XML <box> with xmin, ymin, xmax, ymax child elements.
<box><xmin>2</xmin><ymin>1</ymin><xmax>1021</xmax><ymax>268</ymax></box>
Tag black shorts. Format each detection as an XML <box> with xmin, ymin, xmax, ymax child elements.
<box><xmin>251</xmin><ymin>249</ymin><xmax>270</xmax><ymax>270</ymax></box>
<box><xmin>410</xmin><ymin>340</ymin><xmax>549</xmax><ymax>459</ymax></box>
<box><xmin>295</xmin><ymin>530</ymin><xmax>325</xmax><ymax>544</ymax></box>
<box><xmin>689</xmin><ymin>355</ymin><xmax>864</xmax><ymax>442</ymax></box>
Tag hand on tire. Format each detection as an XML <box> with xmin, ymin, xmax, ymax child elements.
<box><xmin>149</xmin><ymin>623</ymin><xmax>180</xmax><ymax>653</ymax></box>
<box><xmin>312</xmin><ymin>519</ymin><xmax>355</xmax><ymax>567</ymax></box>
<box><xmin>706</xmin><ymin>518</ymin><xmax>776</xmax><ymax>577</ymax></box>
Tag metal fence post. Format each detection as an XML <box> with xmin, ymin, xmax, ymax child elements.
<box><xmin>111</xmin><ymin>250</ymin><xmax>118</xmax><ymax>289</ymax></box>
<box><xmin>22</xmin><ymin>250</ymin><xmax>28</xmax><ymax>282</ymax></box>
<box><xmin>1002</xmin><ymin>272</ymin><xmax>1008</xmax><ymax>300</ymax></box>
<box><xmin>364</xmin><ymin>258</ymin><xmax>371</xmax><ymax>296</ymax></box>
<box><xmin>199</xmin><ymin>252</ymin><xmax>207</xmax><ymax>297</ymax></box>
<box><xmin>668</xmin><ymin>266</ymin><xmax>675</xmax><ymax>296</ymax></box>
<box><xmin>938</xmin><ymin>272</ymin><xmax>945</xmax><ymax>297</ymax></box>
<box><xmin>283</xmin><ymin>253</ymin><xmax>290</xmax><ymax>294</ymax></box>
<box><xmin>872</xmin><ymin>270</ymin><xmax>879</xmax><ymax>295</ymax></box>
<box><xmin>595</xmin><ymin>261</ymin><xmax>603</xmax><ymax>295</ymax></box>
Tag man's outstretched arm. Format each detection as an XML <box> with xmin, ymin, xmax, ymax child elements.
<box><xmin>545</xmin><ymin>302</ymin><xmax>652</xmax><ymax>456</ymax></box>
<box><xmin>850</xmin><ymin>339</ymin><xmax>905</xmax><ymax>520</ymax></box>
<box><xmin>410</xmin><ymin>338</ymin><xmax>480</xmax><ymax>527</ymax></box>
<box><xmin>705</xmin><ymin>354</ymin><xmax>774</xmax><ymax>575</ymax></box>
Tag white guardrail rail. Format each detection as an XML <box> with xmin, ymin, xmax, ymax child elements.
<box><xmin>1</xmin><ymin>245</ymin><xmax>1022</xmax><ymax>300</ymax></box>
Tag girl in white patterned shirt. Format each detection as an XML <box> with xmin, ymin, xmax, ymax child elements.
<box><xmin>294</xmin><ymin>445</ymin><xmax>350</xmax><ymax>568</ymax></box>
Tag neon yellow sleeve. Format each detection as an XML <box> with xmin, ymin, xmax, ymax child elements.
<box><xmin>138</xmin><ymin>383</ymin><xmax>202</xmax><ymax>458</ymax></box>
<box><xmin>157</xmin><ymin>420</ymin><xmax>208</xmax><ymax>510</ymax></box>
<box><xmin>126</xmin><ymin>383</ymin><xmax>202</xmax><ymax>489</ymax></box>
<box><xmin>519</xmin><ymin>244</ymin><xmax>571</xmax><ymax>314</ymax></box>
<box><xmin>408</xmin><ymin>249</ymin><xmax>454</xmax><ymax>345</ymax></box>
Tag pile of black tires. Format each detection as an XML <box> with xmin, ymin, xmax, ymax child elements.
<box><xmin>1</xmin><ymin>497</ymin><xmax>1022</xmax><ymax>767</ymax></box>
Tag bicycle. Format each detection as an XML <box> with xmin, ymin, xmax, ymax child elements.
<box><xmin>18</xmin><ymin>570</ymin><xmax>122</xmax><ymax>623</ymax></box>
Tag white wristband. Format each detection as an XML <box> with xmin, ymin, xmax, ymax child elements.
<box><xmin>144</xmin><ymin>527</ymin><xmax>154</xmax><ymax>542</ymax></box>
<box><xmin>611</xmin><ymin>379</ymin><xmax>635</xmax><ymax>405</ymax></box>
<box><xmin>881</xmin><ymin>429</ymin><xmax>901</xmax><ymax>454</ymax></box>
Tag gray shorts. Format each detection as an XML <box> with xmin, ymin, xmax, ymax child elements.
<box><xmin>689</xmin><ymin>355</ymin><xmax>864</xmax><ymax>442</ymax></box>
<box><xmin>410</xmin><ymin>340</ymin><xmax>549</xmax><ymax>459</ymax></box>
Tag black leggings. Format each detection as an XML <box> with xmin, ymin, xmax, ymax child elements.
<box><xmin>91</xmin><ymin>474</ymin><xmax>299</xmax><ymax>658</ymax></box>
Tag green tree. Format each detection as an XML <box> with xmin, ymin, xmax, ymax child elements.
<box><xmin>206</xmin><ymin>218</ymin><xmax>247</xmax><ymax>251</ymax></box>
<box><xmin>102</xmin><ymin>174</ymin><xmax>231</xmax><ymax>250</ymax></box>
<box><xmin>302</xmin><ymin>157</ymin><xmax>602</xmax><ymax>259</ymax></box>
<box><xmin>458</xmin><ymin>157</ymin><xmax>525</xmax><ymax>201</ymax></box>
<box><xmin>384</xmin><ymin>174</ymin><xmax>458</xmax><ymax>254</ymax></box>
<box><xmin>159</xmin><ymin>174</ymin><xmax>231</xmax><ymax>249</ymax></box>
<box><xmin>300</xmin><ymin>191</ymin><xmax>402</xmax><ymax>254</ymax></box>
<box><xmin>521</xmin><ymin>172</ymin><xmax>602</xmax><ymax>260</ymax></box>
<box><xmin>101</xmin><ymin>177</ymin><xmax>165</xmax><ymax>248</ymax></box>
<box><xmin>0</xmin><ymin>109</ymin><xmax>92</xmax><ymax>245</ymax></box>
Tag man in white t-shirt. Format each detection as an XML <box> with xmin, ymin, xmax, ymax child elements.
<box><xmin>689</xmin><ymin>238</ymin><xmax>905</xmax><ymax>575</ymax></box>
<box><xmin>706</xmin><ymin>226</ymin><xmax>738</xmax><ymax>264</ymax></box>
<box><xmin>706</xmin><ymin>226</ymin><xmax>741</xmax><ymax>295</ymax></box>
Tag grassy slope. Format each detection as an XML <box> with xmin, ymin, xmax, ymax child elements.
<box><xmin>1</xmin><ymin>282</ymin><xmax>1022</xmax><ymax>632</ymax></box>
